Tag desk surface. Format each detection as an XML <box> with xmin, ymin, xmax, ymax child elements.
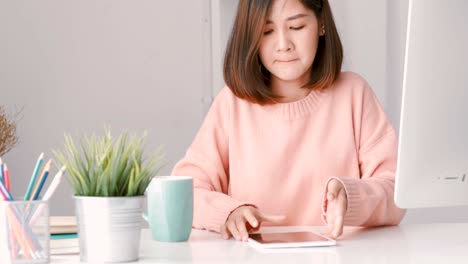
<box><xmin>51</xmin><ymin>223</ymin><xmax>468</xmax><ymax>264</ymax></box>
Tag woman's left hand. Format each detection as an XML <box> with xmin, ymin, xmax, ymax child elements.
<box><xmin>324</xmin><ymin>179</ymin><xmax>348</xmax><ymax>239</ymax></box>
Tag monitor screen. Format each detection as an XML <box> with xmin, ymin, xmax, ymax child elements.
<box><xmin>394</xmin><ymin>0</ymin><xmax>468</xmax><ymax>208</ymax></box>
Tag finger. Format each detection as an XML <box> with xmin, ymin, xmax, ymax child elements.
<box><xmin>326</xmin><ymin>212</ymin><xmax>335</xmax><ymax>236</ymax></box>
<box><xmin>227</xmin><ymin>220</ymin><xmax>242</xmax><ymax>241</ymax></box>
<box><xmin>338</xmin><ymin>187</ymin><xmax>348</xmax><ymax>212</ymax></box>
<box><xmin>220</xmin><ymin>224</ymin><xmax>231</xmax><ymax>240</ymax></box>
<box><xmin>235</xmin><ymin>218</ymin><xmax>249</xmax><ymax>242</ymax></box>
<box><xmin>329</xmin><ymin>189</ymin><xmax>346</xmax><ymax>239</ymax></box>
<box><xmin>331</xmin><ymin>212</ymin><xmax>344</xmax><ymax>239</ymax></box>
<box><xmin>328</xmin><ymin>179</ymin><xmax>342</xmax><ymax>191</ymax></box>
<box><xmin>325</xmin><ymin>210</ymin><xmax>337</xmax><ymax>239</ymax></box>
<box><xmin>244</xmin><ymin>209</ymin><xmax>259</xmax><ymax>229</ymax></box>
<box><xmin>258</xmin><ymin>212</ymin><xmax>287</xmax><ymax>223</ymax></box>
<box><xmin>327</xmin><ymin>179</ymin><xmax>343</xmax><ymax>200</ymax></box>
<box><xmin>325</xmin><ymin>201</ymin><xmax>336</xmax><ymax>236</ymax></box>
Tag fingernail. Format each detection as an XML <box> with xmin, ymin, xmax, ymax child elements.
<box><xmin>253</xmin><ymin>221</ymin><xmax>258</xmax><ymax>227</ymax></box>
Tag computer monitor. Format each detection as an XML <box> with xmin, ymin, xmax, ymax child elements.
<box><xmin>394</xmin><ymin>0</ymin><xmax>468</xmax><ymax>208</ymax></box>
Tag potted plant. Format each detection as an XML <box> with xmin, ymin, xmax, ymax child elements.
<box><xmin>54</xmin><ymin>128</ymin><xmax>164</xmax><ymax>263</ymax></box>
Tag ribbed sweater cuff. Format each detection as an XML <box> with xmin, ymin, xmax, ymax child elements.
<box><xmin>321</xmin><ymin>177</ymin><xmax>362</xmax><ymax>226</ymax></box>
<box><xmin>206</xmin><ymin>197</ymin><xmax>245</xmax><ymax>233</ymax></box>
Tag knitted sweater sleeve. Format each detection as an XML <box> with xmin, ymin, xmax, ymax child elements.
<box><xmin>322</xmin><ymin>79</ymin><xmax>406</xmax><ymax>226</ymax></box>
<box><xmin>172</xmin><ymin>88</ymin><xmax>245</xmax><ymax>232</ymax></box>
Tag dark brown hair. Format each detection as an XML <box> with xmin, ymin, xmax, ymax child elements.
<box><xmin>223</xmin><ymin>0</ymin><xmax>343</xmax><ymax>105</ymax></box>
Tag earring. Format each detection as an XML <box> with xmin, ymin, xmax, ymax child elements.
<box><xmin>321</xmin><ymin>27</ymin><xmax>326</xmax><ymax>35</ymax></box>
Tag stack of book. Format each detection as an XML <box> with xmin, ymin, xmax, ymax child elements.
<box><xmin>49</xmin><ymin>216</ymin><xmax>79</xmax><ymax>255</ymax></box>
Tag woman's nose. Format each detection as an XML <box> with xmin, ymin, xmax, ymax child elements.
<box><xmin>276</xmin><ymin>31</ymin><xmax>293</xmax><ymax>52</ymax></box>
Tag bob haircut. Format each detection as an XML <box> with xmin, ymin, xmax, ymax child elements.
<box><xmin>223</xmin><ymin>0</ymin><xmax>343</xmax><ymax>105</ymax></box>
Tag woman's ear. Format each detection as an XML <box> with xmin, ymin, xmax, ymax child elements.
<box><xmin>319</xmin><ymin>20</ymin><xmax>326</xmax><ymax>36</ymax></box>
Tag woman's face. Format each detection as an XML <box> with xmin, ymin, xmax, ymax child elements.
<box><xmin>259</xmin><ymin>0</ymin><xmax>322</xmax><ymax>86</ymax></box>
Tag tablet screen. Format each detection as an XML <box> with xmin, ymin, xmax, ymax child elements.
<box><xmin>249</xmin><ymin>231</ymin><xmax>330</xmax><ymax>244</ymax></box>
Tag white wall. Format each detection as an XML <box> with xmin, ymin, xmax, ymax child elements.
<box><xmin>331</xmin><ymin>0</ymin><xmax>388</xmax><ymax>114</ymax></box>
<box><xmin>210</xmin><ymin>0</ymin><xmax>238</xmax><ymax>95</ymax></box>
<box><xmin>0</xmin><ymin>0</ymin><xmax>210</xmax><ymax>215</ymax></box>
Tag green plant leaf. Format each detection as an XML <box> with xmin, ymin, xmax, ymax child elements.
<box><xmin>53</xmin><ymin>128</ymin><xmax>165</xmax><ymax>197</ymax></box>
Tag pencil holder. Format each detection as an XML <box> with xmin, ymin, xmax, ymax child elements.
<box><xmin>0</xmin><ymin>200</ymin><xmax>50</xmax><ymax>263</ymax></box>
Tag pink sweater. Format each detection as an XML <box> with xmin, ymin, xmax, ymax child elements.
<box><xmin>172</xmin><ymin>72</ymin><xmax>406</xmax><ymax>232</ymax></box>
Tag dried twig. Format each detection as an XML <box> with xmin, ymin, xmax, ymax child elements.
<box><xmin>0</xmin><ymin>106</ymin><xmax>20</xmax><ymax>156</ymax></box>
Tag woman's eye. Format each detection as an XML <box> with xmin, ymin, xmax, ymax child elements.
<box><xmin>290</xmin><ymin>25</ymin><xmax>305</xmax><ymax>30</ymax></box>
<box><xmin>263</xmin><ymin>29</ymin><xmax>273</xmax><ymax>35</ymax></box>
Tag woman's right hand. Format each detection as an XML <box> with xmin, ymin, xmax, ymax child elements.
<box><xmin>220</xmin><ymin>205</ymin><xmax>286</xmax><ymax>241</ymax></box>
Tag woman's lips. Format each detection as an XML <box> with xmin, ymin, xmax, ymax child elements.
<box><xmin>276</xmin><ymin>59</ymin><xmax>298</xmax><ymax>63</ymax></box>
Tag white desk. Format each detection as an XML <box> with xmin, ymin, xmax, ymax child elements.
<box><xmin>51</xmin><ymin>223</ymin><xmax>468</xmax><ymax>264</ymax></box>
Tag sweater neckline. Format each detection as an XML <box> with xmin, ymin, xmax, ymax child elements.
<box><xmin>262</xmin><ymin>88</ymin><xmax>329</xmax><ymax>120</ymax></box>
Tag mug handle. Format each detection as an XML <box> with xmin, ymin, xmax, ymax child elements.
<box><xmin>142</xmin><ymin>213</ymin><xmax>149</xmax><ymax>224</ymax></box>
<box><xmin>143</xmin><ymin>191</ymin><xmax>150</xmax><ymax>225</ymax></box>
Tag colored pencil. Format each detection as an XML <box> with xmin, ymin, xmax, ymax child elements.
<box><xmin>29</xmin><ymin>166</ymin><xmax>66</xmax><ymax>225</ymax></box>
<box><xmin>42</xmin><ymin>166</ymin><xmax>65</xmax><ymax>201</ymax></box>
<box><xmin>0</xmin><ymin>158</ymin><xmax>4</xmax><ymax>184</ymax></box>
<box><xmin>0</xmin><ymin>179</ymin><xmax>13</xmax><ymax>201</ymax></box>
<box><xmin>30</xmin><ymin>160</ymin><xmax>51</xmax><ymax>201</ymax></box>
<box><xmin>24</xmin><ymin>153</ymin><xmax>44</xmax><ymax>200</ymax></box>
<box><xmin>4</xmin><ymin>164</ymin><xmax>10</xmax><ymax>191</ymax></box>
<box><xmin>0</xmin><ymin>157</ymin><xmax>49</xmax><ymax>260</ymax></box>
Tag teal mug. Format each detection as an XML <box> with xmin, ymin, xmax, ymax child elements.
<box><xmin>143</xmin><ymin>176</ymin><xmax>193</xmax><ymax>242</ymax></box>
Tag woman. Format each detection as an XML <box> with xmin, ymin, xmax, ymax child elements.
<box><xmin>172</xmin><ymin>0</ymin><xmax>405</xmax><ymax>241</ymax></box>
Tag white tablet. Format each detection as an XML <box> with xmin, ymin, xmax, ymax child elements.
<box><xmin>247</xmin><ymin>231</ymin><xmax>336</xmax><ymax>249</ymax></box>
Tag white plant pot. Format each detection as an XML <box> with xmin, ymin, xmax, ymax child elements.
<box><xmin>74</xmin><ymin>196</ymin><xmax>144</xmax><ymax>263</ymax></box>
